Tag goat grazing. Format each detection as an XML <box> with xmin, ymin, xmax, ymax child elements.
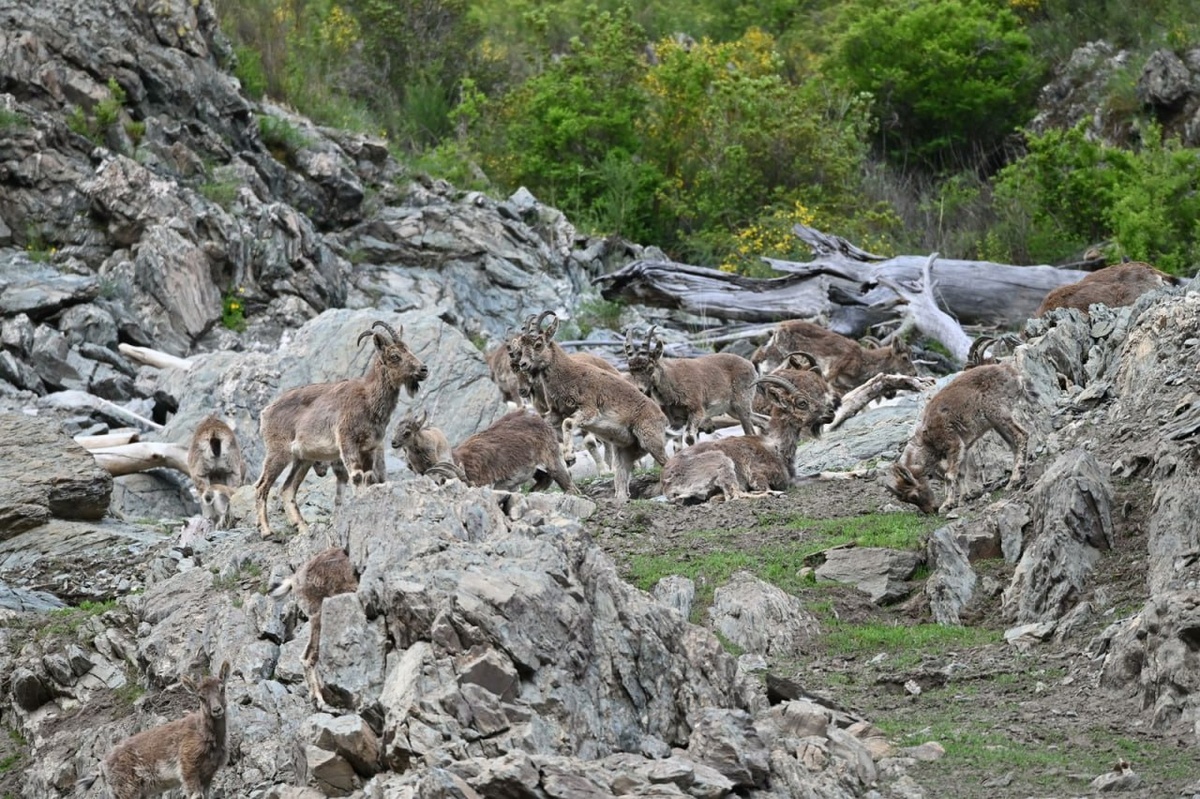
<box><xmin>76</xmin><ymin>661</ymin><xmax>231</xmax><ymax>799</ymax></box>
<box><xmin>270</xmin><ymin>546</ymin><xmax>359</xmax><ymax>709</ymax></box>
<box><xmin>517</xmin><ymin>311</ymin><xmax>668</xmax><ymax>502</ymax></box>
<box><xmin>254</xmin><ymin>320</ymin><xmax>428</xmax><ymax>539</ymax></box>
<box><xmin>1035</xmin><ymin>261</ymin><xmax>1180</xmax><ymax>318</ymax></box>
<box><xmin>392</xmin><ymin>409</ymin><xmax>578</xmax><ymax>493</ymax></box>
<box><xmin>751</xmin><ymin>320</ymin><xmax>915</xmax><ymax>393</ymax></box>
<box><xmin>660</xmin><ymin>375</ymin><xmax>831</xmax><ymax>504</ymax></box>
<box><xmin>889</xmin><ymin>364</ymin><xmax>1031</xmax><ymax>514</ymax></box>
<box><xmin>625</xmin><ymin>327</ymin><xmax>758</xmax><ymax>446</ymax></box>
<box><xmin>187</xmin><ymin>416</ymin><xmax>245</xmax><ymax>493</ymax></box>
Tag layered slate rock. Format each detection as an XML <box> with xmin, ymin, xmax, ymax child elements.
<box><xmin>0</xmin><ymin>414</ymin><xmax>112</xmax><ymax>533</ymax></box>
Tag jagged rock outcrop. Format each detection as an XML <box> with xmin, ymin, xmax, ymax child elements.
<box><xmin>0</xmin><ymin>414</ymin><xmax>112</xmax><ymax>533</ymax></box>
<box><xmin>17</xmin><ymin>481</ymin><xmax>913</xmax><ymax>799</ymax></box>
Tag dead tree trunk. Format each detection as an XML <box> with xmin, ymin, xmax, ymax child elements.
<box><xmin>595</xmin><ymin>225</ymin><xmax>1094</xmax><ymax>337</ymax></box>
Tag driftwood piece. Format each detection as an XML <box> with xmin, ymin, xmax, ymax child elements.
<box><xmin>876</xmin><ymin>253</ymin><xmax>973</xmax><ymax>364</ymax></box>
<box><xmin>41</xmin><ymin>390</ymin><xmax>163</xmax><ymax>431</ymax></box>
<box><xmin>595</xmin><ymin>225</ymin><xmax>1091</xmax><ymax>336</ymax></box>
<box><xmin>75</xmin><ymin>430</ymin><xmax>141</xmax><ymax>449</ymax></box>
<box><xmin>118</xmin><ymin>343</ymin><xmax>193</xmax><ymax>371</ymax></box>
<box><xmin>90</xmin><ymin>442</ymin><xmax>191</xmax><ymax>476</ymax></box>
<box><xmin>829</xmin><ymin>374</ymin><xmax>937</xmax><ymax>431</ymax></box>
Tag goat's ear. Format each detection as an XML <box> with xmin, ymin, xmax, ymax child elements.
<box><xmin>218</xmin><ymin>660</ymin><xmax>231</xmax><ymax>683</ymax></box>
<box><xmin>892</xmin><ymin>462</ymin><xmax>917</xmax><ymax>485</ymax></box>
<box><xmin>653</xmin><ymin>339</ymin><xmax>664</xmax><ymax>358</ymax></box>
<box><xmin>417</xmin><ymin>409</ymin><xmax>428</xmax><ymax>427</ymax></box>
<box><xmin>544</xmin><ymin>315</ymin><xmax>559</xmax><ymax>339</ymax></box>
<box><xmin>892</xmin><ymin>336</ymin><xmax>910</xmax><ymax>355</ymax></box>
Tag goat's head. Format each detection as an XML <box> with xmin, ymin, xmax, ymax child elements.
<box><xmin>887</xmin><ymin>462</ymin><xmax>937</xmax><ymax>515</ymax></box>
<box><xmin>966</xmin><ymin>336</ymin><xmax>997</xmax><ymax>369</ymax></box>
<box><xmin>517</xmin><ymin>311</ymin><xmax>560</xmax><ymax>374</ymax></box>
<box><xmin>755</xmin><ymin>374</ymin><xmax>835</xmax><ymax>436</ymax></box>
<box><xmin>181</xmin><ymin>660</ymin><xmax>230</xmax><ymax>720</ymax></box>
<box><xmin>625</xmin><ymin>326</ymin><xmax>663</xmax><ymax>378</ymax></box>
<box><xmin>390</xmin><ymin>409</ymin><xmax>429</xmax><ymax>450</ymax></box>
<box><xmin>874</xmin><ymin>336</ymin><xmax>916</xmax><ymax>376</ymax></box>
<box><xmin>356</xmin><ymin>320</ymin><xmax>428</xmax><ymax>397</ymax></box>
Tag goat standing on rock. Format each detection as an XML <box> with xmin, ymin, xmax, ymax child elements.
<box><xmin>889</xmin><ymin>363</ymin><xmax>1033</xmax><ymax>514</ymax></box>
<box><xmin>76</xmin><ymin>661</ymin><xmax>231</xmax><ymax>799</ymax></box>
<box><xmin>254</xmin><ymin>320</ymin><xmax>428</xmax><ymax>539</ymax></box>
<box><xmin>626</xmin><ymin>326</ymin><xmax>759</xmax><ymax>446</ymax></box>
<box><xmin>517</xmin><ymin>311</ymin><xmax>668</xmax><ymax>503</ymax></box>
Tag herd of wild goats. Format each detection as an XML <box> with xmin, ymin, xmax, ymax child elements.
<box><xmin>72</xmin><ymin>261</ymin><xmax>1177</xmax><ymax>797</ymax></box>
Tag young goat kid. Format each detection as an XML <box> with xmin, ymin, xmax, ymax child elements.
<box><xmin>77</xmin><ymin>661</ymin><xmax>231</xmax><ymax>799</ymax></box>
<box><xmin>270</xmin><ymin>547</ymin><xmax>359</xmax><ymax>709</ymax></box>
<box><xmin>625</xmin><ymin>327</ymin><xmax>758</xmax><ymax>446</ymax></box>
<box><xmin>392</xmin><ymin>409</ymin><xmax>578</xmax><ymax>493</ymax></box>
<box><xmin>889</xmin><ymin>364</ymin><xmax>1032</xmax><ymax>514</ymax></box>
<box><xmin>255</xmin><ymin>320</ymin><xmax>428</xmax><ymax>539</ymax></box>
<box><xmin>517</xmin><ymin>312</ymin><xmax>668</xmax><ymax>503</ymax></box>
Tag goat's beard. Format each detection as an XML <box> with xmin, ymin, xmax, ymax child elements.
<box><xmin>405</xmin><ymin>378</ymin><xmax>422</xmax><ymax>397</ymax></box>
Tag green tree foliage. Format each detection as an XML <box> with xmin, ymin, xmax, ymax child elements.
<box><xmin>989</xmin><ymin>122</ymin><xmax>1200</xmax><ymax>274</ymax></box>
<box><xmin>827</xmin><ymin>0</ymin><xmax>1041</xmax><ymax>169</ymax></box>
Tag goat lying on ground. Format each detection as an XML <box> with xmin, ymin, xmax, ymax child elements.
<box><xmin>660</xmin><ymin>375</ymin><xmax>836</xmax><ymax>504</ymax></box>
<box><xmin>751</xmin><ymin>351</ymin><xmax>840</xmax><ymax>435</ymax></box>
<box><xmin>751</xmin><ymin>320</ymin><xmax>915</xmax><ymax>393</ymax></box>
<box><xmin>392</xmin><ymin>409</ymin><xmax>578</xmax><ymax>493</ymax></box>
<box><xmin>889</xmin><ymin>363</ymin><xmax>1032</xmax><ymax>514</ymax></box>
<box><xmin>254</xmin><ymin>320</ymin><xmax>428</xmax><ymax>539</ymax></box>
<box><xmin>270</xmin><ymin>547</ymin><xmax>359</xmax><ymax>709</ymax></box>
<box><xmin>517</xmin><ymin>311</ymin><xmax>668</xmax><ymax>503</ymax></box>
<box><xmin>625</xmin><ymin>327</ymin><xmax>759</xmax><ymax>446</ymax></box>
<box><xmin>1034</xmin><ymin>260</ymin><xmax>1180</xmax><ymax>317</ymax></box>
<box><xmin>76</xmin><ymin>661</ymin><xmax>231</xmax><ymax>799</ymax></box>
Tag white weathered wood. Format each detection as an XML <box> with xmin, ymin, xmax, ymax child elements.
<box><xmin>594</xmin><ymin>225</ymin><xmax>1092</xmax><ymax>335</ymax></box>
<box><xmin>118</xmin><ymin>343</ymin><xmax>193</xmax><ymax>371</ymax></box>
<box><xmin>828</xmin><ymin>373</ymin><xmax>937</xmax><ymax>430</ymax></box>
<box><xmin>875</xmin><ymin>253</ymin><xmax>973</xmax><ymax>364</ymax></box>
<box><xmin>90</xmin><ymin>442</ymin><xmax>191</xmax><ymax>476</ymax></box>
<box><xmin>41</xmin><ymin>390</ymin><xmax>163</xmax><ymax>431</ymax></box>
<box><xmin>74</xmin><ymin>430</ymin><xmax>141</xmax><ymax>450</ymax></box>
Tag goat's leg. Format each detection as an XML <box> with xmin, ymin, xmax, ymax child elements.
<box><xmin>330</xmin><ymin>460</ymin><xmax>350</xmax><ymax>506</ymax></box>
<box><xmin>940</xmin><ymin>438</ymin><xmax>970</xmax><ymax>514</ymax></box>
<box><xmin>179</xmin><ymin>756</ymin><xmax>206</xmax><ymax>799</ymax></box>
<box><xmin>255</xmin><ymin>451</ymin><xmax>293</xmax><ymax>539</ymax></box>
<box><xmin>279</xmin><ymin>461</ymin><xmax>314</xmax><ymax>534</ymax></box>
<box><xmin>612</xmin><ymin>445</ymin><xmax>637</xmax><ymax>503</ymax></box>
<box><xmin>993</xmin><ymin>416</ymin><xmax>1030</xmax><ymax>488</ymax></box>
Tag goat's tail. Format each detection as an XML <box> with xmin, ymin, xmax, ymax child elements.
<box><xmin>269</xmin><ymin>577</ymin><xmax>295</xmax><ymax>599</ymax></box>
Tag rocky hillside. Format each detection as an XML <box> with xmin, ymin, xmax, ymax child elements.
<box><xmin>2</xmin><ymin>0</ymin><xmax>1200</xmax><ymax>797</ymax></box>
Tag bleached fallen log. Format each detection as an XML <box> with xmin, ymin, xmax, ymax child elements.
<box><xmin>118</xmin><ymin>343</ymin><xmax>193</xmax><ymax>371</ymax></box>
<box><xmin>90</xmin><ymin>442</ymin><xmax>191</xmax><ymax>477</ymax></box>
<box><xmin>875</xmin><ymin>253</ymin><xmax>973</xmax><ymax>364</ymax></box>
<box><xmin>828</xmin><ymin>374</ymin><xmax>937</xmax><ymax>431</ymax></box>
<box><xmin>595</xmin><ymin>225</ymin><xmax>1093</xmax><ymax>336</ymax></box>
<box><xmin>40</xmin><ymin>390</ymin><xmax>163</xmax><ymax>431</ymax></box>
<box><xmin>75</xmin><ymin>430</ymin><xmax>141</xmax><ymax>450</ymax></box>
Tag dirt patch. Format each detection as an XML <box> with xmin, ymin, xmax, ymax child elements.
<box><xmin>585</xmin><ymin>473</ymin><xmax>1200</xmax><ymax>799</ymax></box>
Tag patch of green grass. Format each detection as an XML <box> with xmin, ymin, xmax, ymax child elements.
<box><xmin>713</xmin><ymin>630</ymin><xmax>745</xmax><ymax>657</ymax></box>
<box><xmin>40</xmin><ymin>600</ymin><xmax>117</xmax><ymax>639</ymax></box>
<box><xmin>114</xmin><ymin>680</ymin><xmax>144</xmax><ymax>706</ymax></box>
<box><xmin>574</xmin><ymin>297</ymin><xmax>626</xmax><ymax>338</ymax></box>
<box><xmin>0</xmin><ymin>108</ymin><xmax>25</xmax><ymax>129</ymax></box>
<box><xmin>785</xmin><ymin>511</ymin><xmax>940</xmax><ymax>555</ymax></box>
<box><xmin>199</xmin><ymin>178</ymin><xmax>239</xmax><ymax>210</ymax></box>
<box><xmin>258</xmin><ymin>115</ymin><xmax>309</xmax><ymax>163</ymax></box>
<box><xmin>820</xmin><ymin>620</ymin><xmax>1002</xmax><ymax>665</ymax></box>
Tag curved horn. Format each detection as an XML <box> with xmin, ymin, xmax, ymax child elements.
<box><xmin>522</xmin><ymin>313</ymin><xmax>538</xmax><ymax>334</ymax></box>
<box><xmin>968</xmin><ymin>336</ymin><xmax>995</xmax><ymax>365</ymax></box>
<box><xmin>534</xmin><ymin>310</ymin><xmax>556</xmax><ymax>330</ymax></box>
<box><xmin>861</xmin><ymin>336</ymin><xmax>882</xmax><ymax>349</ymax></box>
<box><xmin>644</xmin><ymin>324</ymin><xmax>658</xmax><ymax>349</ymax></box>
<box><xmin>783</xmin><ymin>350</ymin><xmax>820</xmax><ymax>370</ymax></box>
<box><xmin>753</xmin><ymin>375</ymin><xmax>799</xmax><ymax>394</ymax></box>
<box><xmin>356</xmin><ymin>329</ymin><xmax>376</xmax><ymax>348</ymax></box>
<box><xmin>372</xmin><ymin>320</ymin><xmax>401</xmax><ymax>342</ymax></box>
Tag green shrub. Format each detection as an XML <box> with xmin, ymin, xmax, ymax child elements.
<box><xmin>827</xmin><ymin>0</ymin><xmax>1041</xmax><ymax>170</ymax></box>
<box><xmin>0</xmin><ymin>108</ymin><xmax>25</xmax><ymax>129</ymax></box>
<box><xmin>257</xmin><ymin>115</ymin><xmax>309</xmax><ymax>162</ymax></box>
<box><xmin>222</xmin><ymin>288</ymin><xmax>248</xmax><ymax>332</ymax></box>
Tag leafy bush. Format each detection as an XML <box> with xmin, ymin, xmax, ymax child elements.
<box><xmin>990</xmin><ymin>122</ymin><xmax>1200</xmax><ymax>274</ymax></box>
<box><xmin>827</xmin><ymin>0</ymin><xmax>1041</xmax><ymax>169</ymax></box>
